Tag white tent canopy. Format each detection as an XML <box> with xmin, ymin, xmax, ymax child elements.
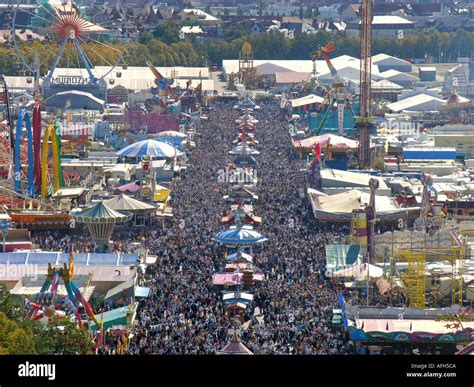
<box><xmin>103</xmin><ymin>193</ymin><xmax>156</xmax><ymax>213</ymax></box>
<box><xmin>331</xmin><ymin>263</ymin><xmax>384</xmax><ymax>280</ymax></box>
<box><xmin>291</xmin><ymin>94</ymin><xmax>325</xmax><ymax>108</ymax></box>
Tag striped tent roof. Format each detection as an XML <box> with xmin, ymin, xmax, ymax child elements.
<box><xmin>212</xmin><ymin>226</ymin><xmax>268</xmax><ymax>245</ymax></box>
<box><xmin>103</xmin><ymin>194</ymin><xmax>156</xmax><ymax>213</ymax></box>
<box><xmin>72</xmin><ymin>202</ymin><xmax>132</xmax><ymax>224</ymax></box>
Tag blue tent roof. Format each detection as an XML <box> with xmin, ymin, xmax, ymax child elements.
<box><xmin>116</xmin><ymin>139</ymin><xmax>181</xmax><ymax>159</ymax></box>
<box><xmin>212</xmin><ymin>226</ymin><xmax>268</xmax><ymax>245</ymax></box>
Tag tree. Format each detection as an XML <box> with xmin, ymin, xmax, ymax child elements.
<box><xmin>139</xmin><ymin>31</ymin><xmax>154</xmax><ymax>45</ymax></box>
<box><xmin>35</xmin><ymin>318</ymin><xmax>93</xmax><ymax>355</ymax></box>
<box><xmin>224</xmin><ymin>25</ymin><xmax>248</xmax><ymax>41</ymax></box>
<box><xmin>153</xmin><ymin>22</ymin><xmax>180</xmax><ymax>45</ymax></box>
<box><xmin>0</xmin><ymin>285</ymin><xmax>93</xmax><ymax>355</ymax></box>
<box><xmin>0</xmin><ymin>312</ymin><xmax>37</xmax><ymax>354</ymax></box>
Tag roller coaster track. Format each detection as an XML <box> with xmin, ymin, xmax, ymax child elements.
<box><xmin>0</xmin><ymin>181</ymin><xmax>58</xmax><ymax>211</ymax></box>
<box><xmin>0</xmin><ymin>75</ymin><xmax>14</xmax><ymax>151</ymax></box>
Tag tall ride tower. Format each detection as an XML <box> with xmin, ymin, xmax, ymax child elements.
<box><xmin>238</xmin><ymin>42</ymin><xmax>259</xmax><ymax>89</ymax></box>
<box><xmin>357</xmin><ymin>0</ymin><xmax>375</xmax><ymax>169</ymax></box>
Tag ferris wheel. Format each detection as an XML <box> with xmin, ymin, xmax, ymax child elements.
<box><xmin>11</xmin><ymin>0</ymin><xmax>131</xmax><ymax>87</ymax></box>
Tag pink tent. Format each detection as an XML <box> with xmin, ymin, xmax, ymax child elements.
<box><xmin>212</xmin><ymin>273</ymin><xmax>242</xmax><ymax>285</ymax></box>
<box><xmin>116</xmin><ymin>181</ymin><xmax>140</xmax><ymax>193</ymax></box>
<box><xmin>212</xmin><ymin>273</ymin><xmax>264</xmax><ymax>285</ymax></box>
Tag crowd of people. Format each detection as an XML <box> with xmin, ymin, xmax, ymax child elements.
<box><xmin>28</xmin><ymin>99</ymin><xmax>354</xmax><ymax>354</ymax></box>
<box><xmin>125</xmin><ymin>100</ymin><xmax>353</xmax><ymax>354</ymax></box>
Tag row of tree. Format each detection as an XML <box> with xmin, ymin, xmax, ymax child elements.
<box><xmin>4</xmin><ymin>28</ymin><xmax>474</xmax><ymax>76</ymax></box>
<box><xmin>195</xmin><ymin>28</ymin><xmax>474</xmax><ymax>64</ymax></box>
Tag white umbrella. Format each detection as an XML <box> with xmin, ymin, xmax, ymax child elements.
<box><xmin>116</xmin><ymin>139</ymin><xmax>182</xmax><ymax>159</ymax></box>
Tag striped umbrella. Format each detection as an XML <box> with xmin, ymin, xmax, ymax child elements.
<box><xmin>116</xmin><ymin>139</ymin><xmax>182</xmax><ymax>159</ymax></box>
<box><xmin>212</xmin><ymin>226</ymin><xmax>268</xmax><ymax>246</ymax></box>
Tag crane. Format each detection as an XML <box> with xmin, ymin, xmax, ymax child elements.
<box><xmin>357</xmin><ymin>0</ymin><xmax>375</xmax><ymax>169</ymax></box>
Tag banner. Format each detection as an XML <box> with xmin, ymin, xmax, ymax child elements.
<box><xmin>337</xmin><ymin>104</ymin><xmax>344</xmax><ymax>134</ymax></box>
<box><xmin>153</xmin><ymin>189</ymin><xmax>171</xmax><ymax>203</ymax></box>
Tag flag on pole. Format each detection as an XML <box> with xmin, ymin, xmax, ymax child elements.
<box><xmin>99</xmin><ymin>308</ymin><xmax>105</xmax><ymax>346</ymax></box>
<box><xmin>314</xmin><ymin>142</ymin><xmax>321</xmax><ymax>161</ymax></box>
<box><xmin>337</xmin><ymin>104</ymin><xmax>344</xmax><ymax>134</ymax></box>
<box><xmin>69</xmin><ymin>245</ymin><xmax>75</xmax><ymax>281</ymax></box>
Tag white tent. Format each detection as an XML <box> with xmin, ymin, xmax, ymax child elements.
<box><xmin>103</xmin><ymin>193</ymin><xmax>156</xmax><ymax>213</ymax></box>
<box><xmin>331</xmin><ymin>263</ymin><xmax>384</xmax><ymax>280</ymax></box>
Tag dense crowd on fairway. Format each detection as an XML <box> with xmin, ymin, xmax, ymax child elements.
<box><xmin>124</xmin><ymin>101</ymin><xmax>352</xmax><ymax>354</ymax></box>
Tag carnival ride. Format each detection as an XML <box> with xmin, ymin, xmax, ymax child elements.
<box><xmin>0</xmin><ymin>77</ymin><xmax>15</xmax><ymax>179</ymax></box>
<box><xmin>4</xmin><ymin>101</ymin><xmax>65</xmax><ymax>198</ymax></box>
<box><xmin>33</xmin><ymin>100</ymin><xmax>42</xmax><ymax>192</ymax></box>
<box><xmin>347</xmin><ymin>177</ymin><xmax>378</xmax><ymax>261</ymax></box>
<box><xmin>28</xmin><ymin>250</ymin><xmax>99</xmax><ymax>327</ymax></box>
<box><xmin>383</xmin><ymin>174</ymin><xmax>465</xmax><ymax>309</ymax></box>
<box><xmin>180</xmin><ymin>80</ymin><xmax>203</xmax><ymax>114</ymax></box>
<box><xmin>304</xmin><ymin>42</ymin><xmax>359</xmax><ymax>137</ymax></box>
<box><xmin>3</xmin><ymin>1</ymin><xmax>117</xmax><ymax>197</ymax></box>
<box><xmin>41</xmin><ymin>118</ymin><xmax>65</xmax><ymax>198</ymax></box>
<box><xmin>233</xmin><ymin>42</ymin><xmax>260</xmax><ymax>90</ymax></box>
<box><xmin>145</xmin><ymin>61</ymin><xmax>178</xmax><ymax>114</ymax></box>
<box><xmin>14</xmin><ymin>109</ymin><xmax>34</xmax><ymax>196</ymax></box>
<box><xmin>11</xmin><ymin>0</ymin><xmax>130</xmax><ymax>109</ymax></box>
<box><xmin>356</xmin><ymin>0</ymin><xmax>375</xmax><ymax>169</ymax></box>
<box><xmin>0</xmin><ymin>83</ymin><xmax>70</xmax><ymax>231</ymax></box>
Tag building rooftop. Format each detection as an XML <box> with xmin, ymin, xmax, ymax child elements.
<box><xmin>386</xmin><ymin>93</ymin><xmax>445</xmax><ymax>112</ymax></box>
<box><xmin>182</xmin><ymin>8</ymin><xmax>219</xmax><ymax>22</ymax></box>
<box><xmin>275</xmin><ymin>72</ymin><xmax>311</xmax><ymax>84</ymax></box>
<box><xmin>368</xmin><ymin>15</ymin><xmax>414</xmax><ymax>25</ymax></box>
<box><xmin>371</xmin><ymin>53</ymin><xmax>411</xmax><ymax>66</ymax></box>
<box><xmin>379</xmin><ymin>69</ymin><xmax>418</xmax><ymax>80</ymax></box>
<box><xmin>321</xmin><ymin>169</ymin><xmax>388</xmax><ymax>190</ymax></box>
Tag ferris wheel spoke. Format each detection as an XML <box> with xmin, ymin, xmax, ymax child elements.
<box><xmin>20</xmin><ymin>9</ymin><xmax>58</xmax><ymax>28</ymax></box>
<box><xmin>33</xmin><ymin>1</ymin><xmax>62</xmax><ymax>25</ymax></box>
<box><xmin>71</xmin><ymin>37</ymin><xmax>95</xmax><ymax>72</ymax></box>
<box><xmin>13</xmin><ymin>0</ymin><xmax>130</xmax><ymax>84</ymax></box>
<box><xmin>72</xmin><ymin>44</ymin><xmax>84</xmax><ymax>75</ymax></box>
<box><xmin>76</xmin><ymin>35</ymin><xmax>114</xmax><ymax>68</ymax></box>
<box><xmin>86</xmin><ymin>30</ymin><xmax>127</xmax><ymax>42</ymax></box>
<box><xmin>80</xmin><ymin>34</ymin><xmax>122</xmax><ymax>53</ymax></box>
